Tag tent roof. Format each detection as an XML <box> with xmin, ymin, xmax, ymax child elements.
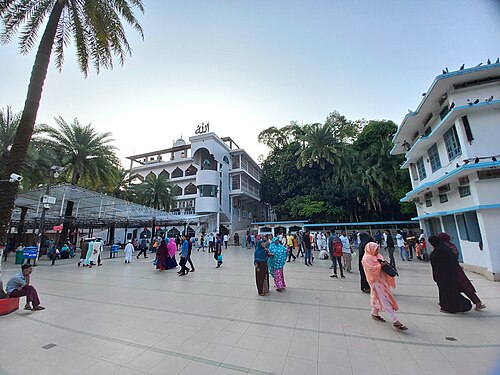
<box><xmin>12</xmin><ymin>183</ymin><xmax>201</xmax><ymax>228</ymax></box>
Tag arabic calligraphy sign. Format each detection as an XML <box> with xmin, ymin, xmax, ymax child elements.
<box><xmin>195</xmin><ymin>121</ymin><xmax>210</xmax><ymax>135</ymax></box>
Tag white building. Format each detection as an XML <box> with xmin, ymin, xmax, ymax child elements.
<box><xmin>127</xmin><ymin>129</ymin><xmax>266</xmax><ymax>239</ymax></box>
<box><xmin>392</xmin><ymin>63</ymin><xmax>500</xmax><ymax>281</ymax></box>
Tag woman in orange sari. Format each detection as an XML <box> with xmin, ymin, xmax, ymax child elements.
<box><xmin>361</xmin><ymin>242</ymin><xmax>408</xmax><ymax>330</ymax></box>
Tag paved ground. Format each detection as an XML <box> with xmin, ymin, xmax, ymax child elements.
<box><xmin>0</xmin><ymin>247</ymin><xmax>499</xmax><ymax>375</ymax></box>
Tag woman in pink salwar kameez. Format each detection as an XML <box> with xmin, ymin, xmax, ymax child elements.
<box><xmin>362</xmin><ymin>242</ymin><xmax>408</xmax><ymax>331</ymax></box>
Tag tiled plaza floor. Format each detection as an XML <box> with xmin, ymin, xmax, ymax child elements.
<box><xmin>1</xmin><ymin>247</ymin><xmax>499</xmax><ymax>375</ymax></box>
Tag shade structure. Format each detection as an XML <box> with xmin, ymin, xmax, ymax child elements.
<box><xmin>11</xmin><ymin>183</ymin><xmax>201</xmax><ymax>229</ymax></box>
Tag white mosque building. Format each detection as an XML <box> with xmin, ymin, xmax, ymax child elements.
<box><xmin>127</xmin><ymin>126</ymin><xmax>267</xmax><ymax>239</ymax></box>
<box><xmin>392</xmin><ymin>62</ymin><xmax>500</xmax><ymax>281</ymax></box>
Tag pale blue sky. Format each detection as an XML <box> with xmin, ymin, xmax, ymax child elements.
<box><xmin>1</xmin><ymin>0</ymin><xmax>499</xmax><ymax>165</ymax></box>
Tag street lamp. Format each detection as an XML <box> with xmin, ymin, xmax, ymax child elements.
<box><xmin>34</xmin><ymin>166</ymin><xmax>64</xmax><ymax>265</ymax></box>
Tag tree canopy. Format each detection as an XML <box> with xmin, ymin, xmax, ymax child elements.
<box><xmin>258</xmin><ymin>112</ymin><xmax>415</xmax><ymax>223</ymax></box>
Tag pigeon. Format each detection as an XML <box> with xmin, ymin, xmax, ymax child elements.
<box><xmin>473</xmin><ymin>99</ymin><xmax>480</xmax><ymax>104</ymax></box>
<box><xmin>476</xmin><ymin>63</ymin><xmax>483</xmax><ymax>67</ymax></box>
<box><xmin>456</xmin><ymin>163</ymin><xmax>460</xmax><ymax>168</ymax></box>
<box><xmin>449</xmin><ymin>102</ymin><xmax>455</xmax><ymax>110</ymax></box>
<box><xmin>486</xmin><ymin>96</ymin><xmax>494</xmax><ymax>102</ymax></box>
<box><xmin>496</xmin><ymin>58</ymin><xmax>500</xmax><ymax>64</ymax></box>
<box><xmin>492</xmin><ymin>156</ymin><xmax>497</xmax><ymax>162</ymax></box>
<box><xmin>422</xmin><ymin>93</ymin><xmax>426</xmax><ymax>96</ymax></box>
<box><xmin>442</xmin><ymin>69</ymin><xmax>447</xmax><ymax>74</ymax></box>
<box><xmin>467</xmin><ymin>99</ymin><xmax>473</xmax><ymax>106</ymax></box>
<box><xmin>446</xmin><ymin>67</ymin><xmax>449</xmax><ymax>73</ymax></box>
<box><xmin>487</xmin><ymin>59</ymin><xmax>491</xmax><ymax>64</ymax></box>
<box><xmin>474</xmin><ymin>157</ymin><xmax>480</xmax><ymax>164</ymax></box>
<box><xmin>459</xmin><ymin>64</ymin><xmax>465</xmax><ymax>70</ymax></box>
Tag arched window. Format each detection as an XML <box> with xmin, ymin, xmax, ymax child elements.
<box><xmin>185</xmin><ymin>165</ymin><xmax>198</xmax><ymax>176</ymax></box>
<box><xmin>130</xmin><ymin>174</ymin><xmax>144</xmax><ymax>182</ymax></box>
<box><xmin>146</xmin><ymin>171</ymin><xmax>156</xmax><ymax>179</ymax></box>
<box><xmin>159</xmin><ymin>169</ymin><xmax>169</xmax><ymax>179</ymax></box>
<box><xmin>223</xmin><ymin>156</ymin><xmax>229</xmax><ymax>164</ymax></box>
<box><xmin>186</xmin><ymin>226</ymin><xmax>195</xmax><ymax>238</ymax></box>
<box><xmin>167</xmin><ymin>227</ymin><xmax>180</xmax><ymax>238</ymax></box>
<box><xmin>172</xmin><ymin>185</ymin><xmax>182</xmax><ymax>196</ymax></box>
<box><xmin>171</xmin><ymin>167</ymin><xmax>183</xmax><ymax>178</ymax></box>
<box><xmin>184</xmin><ymin>183</ymin><xmax>197</xmax><ymax>195</ymax></box>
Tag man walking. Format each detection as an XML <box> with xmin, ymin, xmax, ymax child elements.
<box><xmin>330</xmin><ymin>233</ymin><xmax>344</xmax><ymax>278</ymax></box>
<box><xmin>396</xmin><ymin>230</ymin><xmax>409</xmax><ymax>261</ymax></box>
<box><xmin>302</xmin><ymin>230</ymin><xmax>313</xmax><ymax>266</ymax></box>
<box><xmin>340</xmin><ymin>230</ymin><xmax>352</xmax><ymax>273</ymax></box>
<box><xmin>136</xmin><ymin>236</ymin><xmax>149</xmax><ymax>259</ymax></box>
<box><xmin>286</xmin><ymin>232</ymin><xmax>296</xmax><ymax>262</ymax></box>
<box><xmin>223</xmin><ymin>233</ymin><xmax>229</xmax><ymax>249</ymax></box>
<box><xmin>187</xmin><ymin>236</ymin><xmax>195</xmax><ymax>272</ymax></box>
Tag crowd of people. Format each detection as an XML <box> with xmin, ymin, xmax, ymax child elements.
<box><xmin>4</xmin><ymin>226</ymin><xmax>487</xmax><ymax>331</ymax></box>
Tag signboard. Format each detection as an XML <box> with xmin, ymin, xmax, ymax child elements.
<box><xmin>53</xmin><ymin>225</ymin><xmax>63</xmax><ymax>231</ymax></box>
<box><xmin>41</xmin><ymin>195</ymin><xmax>56</xmax><ymax>204</ymax></box>
<box><xmin>23</xmin><ymin>246</ymin><xmax>38</xmax><ymax>259</ymax></box>
<box><xmin>195</xmin><ymin>121</ymin><xmax>210</xmax><ymax>135</ymax></box>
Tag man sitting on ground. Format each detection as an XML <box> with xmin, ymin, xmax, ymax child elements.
<box><xmin>6</xmin><ymin>264</ymin><xmax>45</xmax><ymax>311</ymax></box>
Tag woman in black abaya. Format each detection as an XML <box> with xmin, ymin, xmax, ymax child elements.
<box><xmin>428</xmin><ymin>236</ymin><xmax>472</xmax><ymax>313</ymax></box>
<box><xmin>358</xmin><ymin>232</ymin><xmax>374</xmax><ymax>293</ymax></box>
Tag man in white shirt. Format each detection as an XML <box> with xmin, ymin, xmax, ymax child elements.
<box><xmin>340</xmin><ymin>231</ymin><xmax>352</xmax><ymax>273</ymax></box>
<box><xmin>223</xmin><ymin>234</ymin><xmax>229</xmax><ymax>249</ymax></box>
<box><xmin>396</xmin><ymin>230</ymin><xmax>409</xmax><ymax>261</ymax></box>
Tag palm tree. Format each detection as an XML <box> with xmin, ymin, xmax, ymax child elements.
<box><xmin>135</xmin><ymin>174</ymin><xmax>175</xmax><ymax>211</ymax></box>
<box><xmin>39</xmin><ymin>116</ymin><xmax>121</xmax><ymax>248</ymax></box>
<box><xmin>296</xmin><ymin>123</ymin><xmax>343</xmax><ymax>169</ymax></box>
<box><xmin>0</xmin><ymin>106</ymin><xmax>21</xmax><ymax>173</ymax></box>
<box><xmin>0</xmin><ymin>0</ymin><xmax>145</xmax><ymax>243</ymax></box>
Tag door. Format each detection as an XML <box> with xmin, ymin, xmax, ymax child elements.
<box><xmin>442</xmin><ymin>215</ymin><xmax>463</xmax><ymax>262</ymax></box>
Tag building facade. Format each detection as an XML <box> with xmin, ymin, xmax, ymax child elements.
<box><xmin>127</xmin><ymin>131</ymin><xmax>266</xmax><ymax>239</ymax></box>
<box><xmin>392</xmin><ymin>63</ymin><xmax>500</xmax><ymax>280</ymax></box>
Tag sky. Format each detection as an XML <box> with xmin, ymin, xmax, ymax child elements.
<box><xmin>1</xmin><ymin>0</ymin><xmax>499</xmax><ymax>167</ymax></box>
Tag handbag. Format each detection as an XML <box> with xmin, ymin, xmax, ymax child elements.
<box><xmin>381</xmin><ymin>262</ymin><xmax>398</xmax><ymax>277</ymax></box>
<box><xmin>217</xmin><ymin>255</ymin><xmax>223</xmax><ymax>261</ymax></box>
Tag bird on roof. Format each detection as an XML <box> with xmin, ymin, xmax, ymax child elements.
<box><xmin>467</xmin><ymin>99</ymin><xmax>473</xmax><ymax>106</ymax></box>
<box><xmin>486</xmin><ymin>96</ymin><xmax>494</xmax><ymax>102</ymax></box>
<box><xmin>476</xmin><ymin>63</ymin><xmax>483</xmax><ymax>67</ymax></box>
<box><xmin>442</xmin><ymin>69</ymin><xmax>447</xmax><ymax>74</ymax></box>
<box><xmin>422</xmin><ymin>93</ymin><xmax>426</xmax><ymax>96</ymax></box>
<box><xmin>496</xmin><ymin>58</ymin><xmax>499</xmax><ymax>64</ymax></box>
<box><xmin>449</xmin><ymin>102</ymin><xmax>455</xmax><ymax>110</ymax></box>
<box><xmin>459</xmin><ymin>64</ymin><xmax>465</xmax><ymax>70</ymax></box>
<box><xmin>487</xmin><ymin>59</ymin><xmax>491</xmax><ymax>64</ymax></box>
<box><xmin>473</xmin><ymin>99</ymin><xmax>480</xmax><ymax>104</ymax></box>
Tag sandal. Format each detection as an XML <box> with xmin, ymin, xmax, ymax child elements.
<box><xmin>393</xmin><ymin>322</ymin><xmax>408</xmax><ymax>331</ymax></box>
<box><xmin>371</xmin><ymin>315</ymin><xmax>385</xmax><ymax>322</ymax></box>
<box><xmin>475</xmin><ymin>303</ymin><xmax>486</xmax><ymax>311</ymax></box>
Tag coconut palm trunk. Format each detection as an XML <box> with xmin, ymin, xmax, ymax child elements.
<box><xmin>0</xmin><ymin>1</ymin><xmax>65</xmax><ymax>244</ymax></box>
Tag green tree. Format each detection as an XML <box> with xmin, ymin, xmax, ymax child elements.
<box><xmin>0</xmin><ymin>0</ymin><xmax>145</xmax><ymax>244</ymax></box>
<box><xmin>0</xmin><ymin>106</ymin><xmax>21</xmax><ymax>174</ymax></box>
<box><xmin>296</xmin><ymin>123</ymin><xmax>343</xmax><ymax>169</ymax></box>
<box><xmin>135</xmin><ymin>174</ymin><xmax>175</xmax><ymax>211</ymax></box>
<box><xmin>39</xmin><ymin>117</ymin><xmax>121</xmax><ymax>248</ymax></box>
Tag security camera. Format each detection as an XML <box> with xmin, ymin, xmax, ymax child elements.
<box><xmin>9</xmin><ymin>173</ymin><xmax>23</xmax><ymax>182</ymax></box>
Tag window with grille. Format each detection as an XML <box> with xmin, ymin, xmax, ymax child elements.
<box><xmin>427</xmin><ymin>144</ymin><xmax>441</xmax><ymax>172</ymax></box>
<box><xmin>416</xmin><ymin>157</ymin><xmax>427</xmax><ymax>180</ymax></box>
<box><xmin>443</xmin><ymin>125</ymin><xmax>462</xmax><ymax>160</ymax></box>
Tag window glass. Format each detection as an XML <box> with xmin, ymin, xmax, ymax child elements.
<box><xmin>427</xmin><ymin>144</ymin><xmax>442</xmax><ymax>172</ymax></box>
<box><xmin>416</xmin><ymin>157</ymin><xmax>427</xmax><ymax>180</ymax></box>
<box><xmin>443</xmin><ymin>125</ymin><xmax>462</xmax><ymax>160</ymax></box>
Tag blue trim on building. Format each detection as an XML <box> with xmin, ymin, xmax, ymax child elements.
<box><xmin>392</xmin><ymin>63</ymin><xmax>500</xmax><ymax>144</ymax></box>
<box><xmin>400</xmin><ymin>100</ymin><xmax>500</xmax><ymax>167</ymax></box>
<box><xmin>412</xmin><ymin>204</ymin><xmax>500</xmax><ymax>221</ymax></box>
<box><xmin>401</xmin><ymin>161</ymin><xmax>500</xmax><ymax>202</ymax></box>
<box><xmin>252</xmin><ymin>220</ymin><xmax>308</xmax><ymax>225</ymax></box>
<box><xmin>304</xmin><ymin>221</ymin><xmax>415</xmax><ymax>227</ymax></box>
